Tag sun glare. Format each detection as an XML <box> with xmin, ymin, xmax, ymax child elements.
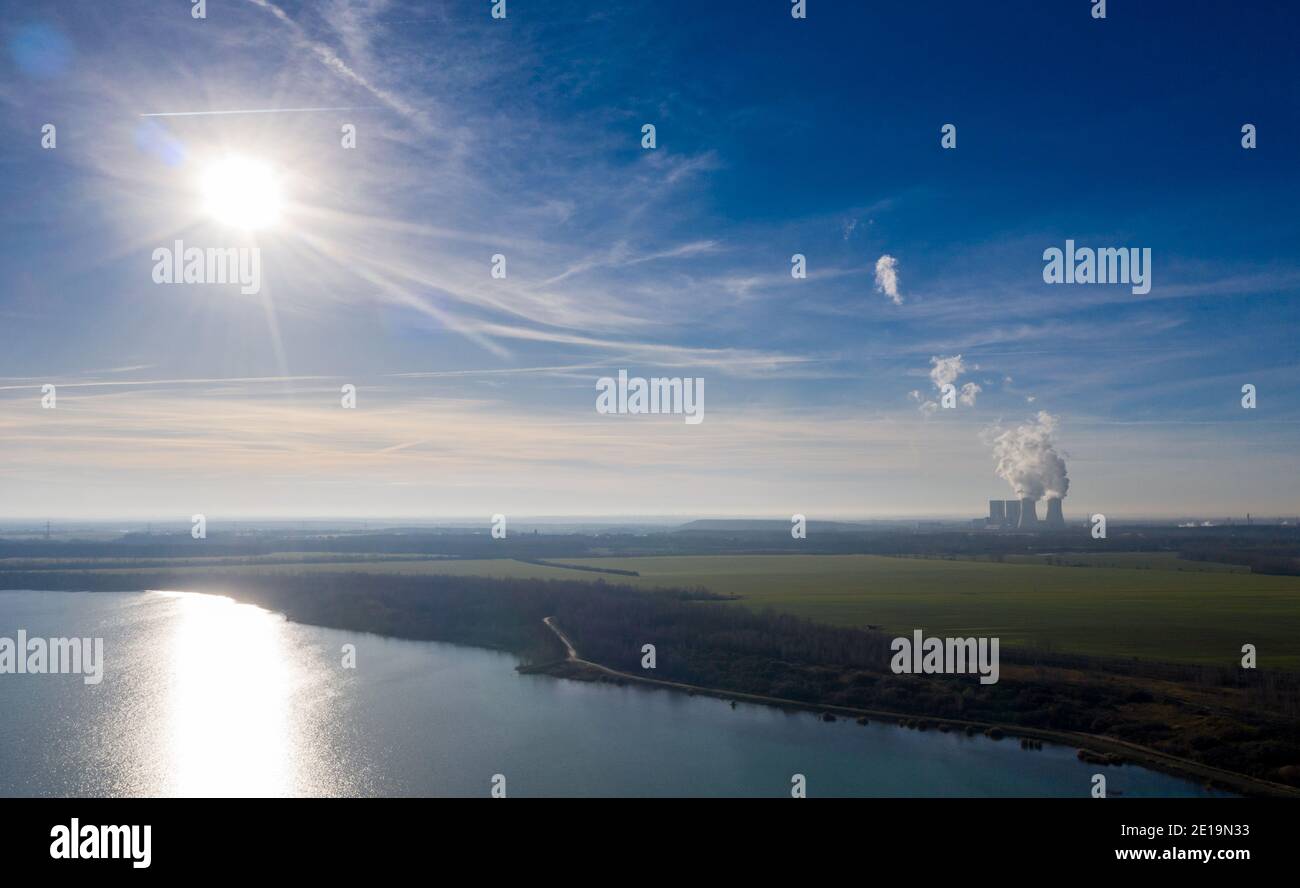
<box><xmin>161</xmin><ymin>591</ymin><xmax>298</xmax><ymax>796</ymax></box>
<box><xmin>200</xmin><ymin>155</ymin><xmax>282</xmax><ymax>230</ymax></box>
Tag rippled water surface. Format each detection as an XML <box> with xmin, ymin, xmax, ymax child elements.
<box><xmin>0</xmin><ymin>590</ymin><xmax>1229</xmax><ymax>797</ymax></box>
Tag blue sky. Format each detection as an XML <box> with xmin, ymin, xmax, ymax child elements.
<box><xmin>1</xmin><ymin>0</ymin><xmax>1298</xmax><ymax>520</ymax></box>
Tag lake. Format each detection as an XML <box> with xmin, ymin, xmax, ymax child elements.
<box><xmin>0</xmin><ymin>590</ymin><xmax>1228</xmax><ymax>797</ymax></box>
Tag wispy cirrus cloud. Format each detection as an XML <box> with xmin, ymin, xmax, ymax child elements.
<box><xmin>3</xmin><ymin>1</ymin><xmax>1300</xmax><ymax>518</ymax></box>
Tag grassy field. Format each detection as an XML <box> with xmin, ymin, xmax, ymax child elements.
<box><xmin>998</xmin><ymin>552</ymin><xmax>1249</xmax><ymax>572</ymax></box>
<box><xmin>8</xmin><ymin>551</ymin><xmax>1300</xmax><ymax>668</ymax></box>
<box><xmin>545</xmin><ymin>554</ymin><xmax>1300</xmax><ymax>669</ymax></box>
<box><xmin>369</xmin><ymin>553</ymin><xmax>1300</xmax><ymax>668</ymax></box>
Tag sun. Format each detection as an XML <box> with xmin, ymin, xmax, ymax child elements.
<box><xmin>200</xmin><ymin>155</ymin><xmax>283</xmax><ymax>230</ymax></box>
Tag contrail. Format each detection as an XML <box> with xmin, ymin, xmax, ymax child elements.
<box><xmin>140</xmin><ymin>106</ymin><xmax>370</xmax><ymax>118</ymax></box>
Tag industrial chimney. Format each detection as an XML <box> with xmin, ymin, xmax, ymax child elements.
<box><xmin>1004</xmin><ymin>499</ymin><xmax>1021</xmax><ymax>528</ymax></box>
<box><xmin>1044</xmin><ymin>497</ymin><xmax>1065</xmax><ymax>528</ymax></box>
<box><xmin>988</xmin><ymin>500</ymin><xmax>1006</xmax><ymax>526</ymax></box>
<box><xmin>1016</xmin><ymin>497</ymin><xmax>1039</xmax><ymax>529</ymax></box>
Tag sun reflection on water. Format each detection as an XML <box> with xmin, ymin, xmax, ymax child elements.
<box><xmin>155</xmin><ymin>591</ymin><xmax>298</xmax><ymax>796</ymax></box>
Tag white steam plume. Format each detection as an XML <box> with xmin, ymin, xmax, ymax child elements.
<box><xmin>990</xmin><ymin>411</ymin><xmax>1069</xmax><ymax>500</ymax></box>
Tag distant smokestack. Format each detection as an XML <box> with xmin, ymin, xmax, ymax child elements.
<box><xmin>1044</xmin><ymin>497</ymin><xmax>1065</xmax><ymax>528</ymax></box>
<box><xmin>1017</xmin><ymin>497</ymin><xmax>1039</xmax><ymax>529</ymax></box>
<box><xmin>988</xmin><ymin>500</ymin><xmax>1005</xmax><ymax>525</ymax></box>
<box><xmin>1004</xmin><ymin>499</ymin><xmax>1021</xmax><ymax>528</ymax></box>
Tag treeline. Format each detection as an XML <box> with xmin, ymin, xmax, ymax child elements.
<box><xmin>5</xmin><ymin>523</ymin><xmax>1298</xmax><ymax>565</ymax></box>
<box><xmin>1182</xmin><ymin>546</ymin><xmax>1300</xmax><ymax>577</ymax></box>
<box><xmin>0</xmin><ymin>569</ymin><xmax>569</xmax><ymax>664</ymax></box>
<box><xmin>6</xmin><ymin>569</ymin><xmax>1300</xmax><ymax>786</ymax></box>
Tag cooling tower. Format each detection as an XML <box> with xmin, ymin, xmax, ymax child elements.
<box><xmin>1004</xmin><ymin>499</ymin><xmax>1021</xmax><ymax>527</ymax></box>
<box><xmin>1044</xmin><ymin>497</ymin><xmax>1065</xmax><ymax>528</ymax></box>
<box><xmin>988</xmin><ymin>500</ymin><xmax>1005</xmax><ymax>524</ymax></box>
<box><xmin>1016</xmin><ymin>497</ymin><xmax>1039</xmax><ymax>529</ymax></box>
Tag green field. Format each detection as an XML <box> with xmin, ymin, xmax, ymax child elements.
<box><xmin>998</xmin><ymin>552</ymin><xmax>1249</xmax><ymax>572</ymax></box>
<box><xmin>547</xmin><ymin>554</ymin><xmax>1300</xmax><ymax>669</ymax></box>
<box><xmin>12</xmin><ymin>551</ymin><xmax>1300</xmax><ymax>668</ymax></box>
<box><xmin>310</xmin><ymin>552</ymin><xmax>1296</xmax><ymax>669</ymax></box>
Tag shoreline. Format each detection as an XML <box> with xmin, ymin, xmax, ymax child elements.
<box><xmin>533</xmin><ymin>617</ymin><xmax>1300</xmax><ymax>799</ymax></box>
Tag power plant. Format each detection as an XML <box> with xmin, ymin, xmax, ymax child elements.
<box><xmin>1017</xmin><ymin>497</ymin><xmax>1038</xmax><ymax>529</ymax></box>
<box><xmin>988</xmin><ymin>500</ymin><xmax>1005</xmax><ymax>524</ymax></box>
<box><xmin>1044</xmin><ymin>497</ymin><xmax>1065</xmax><ymax>528</ymax></box>
<box><xmin>983</xmin><ymin>496</ymin><xmax>1065</xmax><ymax>530</ymax></box>
<box><xmin>987</xmin><ymin>411</ymin><xmax>1070</xmax><ymax>531</ymax></box>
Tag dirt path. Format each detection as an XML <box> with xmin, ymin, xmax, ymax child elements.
<box><xmin>540</xmin><ymin>616</ymin><xmax>1300</xmax><ymax>798</ymax></box>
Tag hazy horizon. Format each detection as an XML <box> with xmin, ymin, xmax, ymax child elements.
<box><xmin>0</xmin><ymin>508</ymin><xmax>1290</xmax><ymax>527</ymax></box>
